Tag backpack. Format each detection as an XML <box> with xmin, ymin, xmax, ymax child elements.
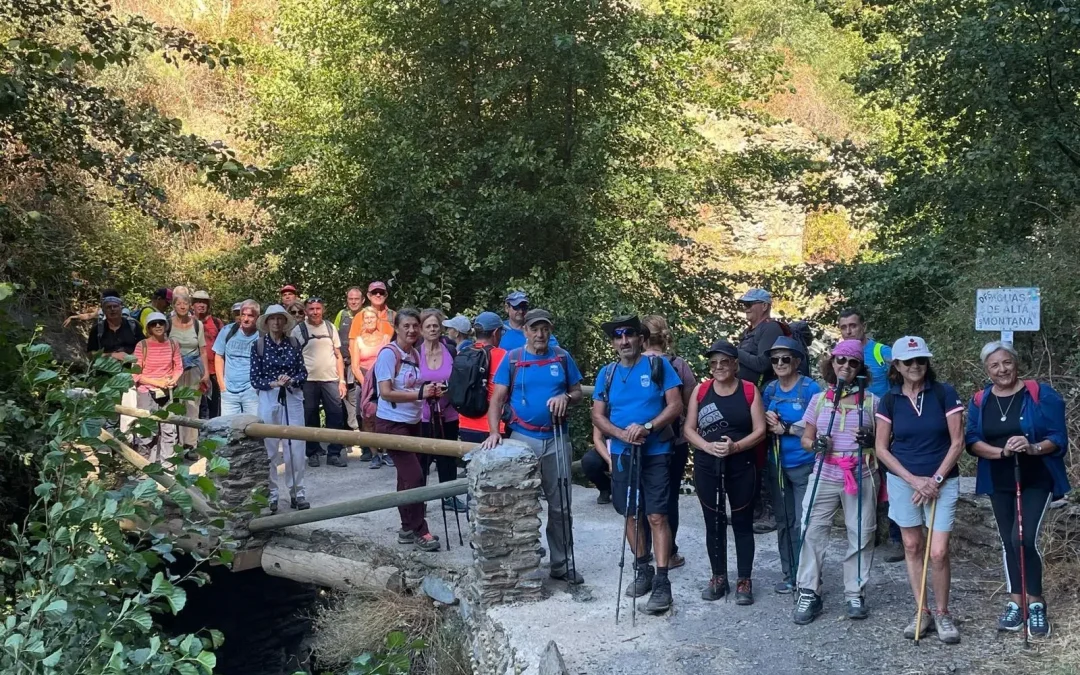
<box><xmin>297</xmin><ymin>320</ymin><xmax>335</xmax><ymax>348</ymax></box>
<box><xmin>360</xmin><ymin>343</ymin><xmax>419</xmax><ymax>416</ymax></box>
<box><xmin>95</xmin><ymin>316</ymin><xmax>141</xmax><ymax>344</ymax></box>
<box><xmin>696</xmin><ymin>378</ymin><xmax>757</xmax><ymax>406</ymax></box>
<box><xmin>504</xmin><ymin>347</ymin><xmax>572</xmax><ymax>432</ymax></box>
<box><xmin>598</xmin><ymin>355</ymin><xmax>674</xmax><ymax>403</ymax></box>
<box><xmin>254</xmin><ymin>334</ymin><xmax>301</xmax><ymax>358</ymax></box>
<box><xmin>448</xmin><ymin>344</ymin><xmax>495</xmax><ymax>418</ymax></box>
<box><xmin>223</xmin><ymin>322</ymin><xmax>242</xmax><ymax>345</ymax></box>
<box><xmin>871</xmin><ymin>341</ymin><xmax>887</xmax><ymax>367</ymax></box>
<box><xmin>763</xmin><ymin>376</ymin><xmax>813</xmax><ymax>414</ymax></box>
<box><xmin>973</xmin><ymin>380</ymin><xmax>1040</xmax><ymax>407</ymax></box>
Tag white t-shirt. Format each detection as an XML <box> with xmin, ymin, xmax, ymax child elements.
<box><xmin>373</xmin><ymin>343</ymin><xmax>422</xmax><ymax>423</ymax></box>
<box><xmin>290</xmin><ymin>320</ymin><xmax>341</xmax><ymax>382</ymax></box>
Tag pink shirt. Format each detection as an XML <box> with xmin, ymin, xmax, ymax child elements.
<box><xmin>134</xmin><ymin>339</ymin><xmax>183</xmax><ymax>393</ymax></box>
<box><xmin>801</xmin><ymin>391</ymin><xmax>877</xmax><ymax>484</ymax></box>
<box><xmin>419</xmin><ymin>342</ymin><xmax>458</xmax><ymax>424</ymax></box>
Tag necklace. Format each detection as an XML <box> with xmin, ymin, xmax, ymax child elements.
<box><xmin>994</xmin><ymin>392</ymin><xmax>1018</xmax><ymax>422</ymax></box>
<box><xmin>617</xmin><ymin>356</ymin><xmax>642</xmax><ymax>384</ymax></box>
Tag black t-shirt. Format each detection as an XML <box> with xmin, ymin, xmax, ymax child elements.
<box><xmin>696</xmin><ymin>382</ymin><xmax>754</xmax><ymax>470</ymax></box>
<box><xmin>982</xmin><ymin>392</ymin><xmax>1052</xmax><ymax>492</ymax></box>
<box><xmin>87</xmin><ymin>318</ymin><xmax>144</xmax><ymax>356</ymax></box>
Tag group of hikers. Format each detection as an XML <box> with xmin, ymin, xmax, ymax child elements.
<box><xmin>80</xmin><ymin>283</ymin><xmax>1070</xmax><ymax>643</ymax></box>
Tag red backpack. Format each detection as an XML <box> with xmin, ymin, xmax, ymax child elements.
<box><xmin>696</xmin><ymin>378</ymin><xmax>764</xmax><ymax>466</ymax></box>
<box><xmin>973</xmin><ymin>380</ymin><xmax>1040</xmax><ymax>407</ymax></box>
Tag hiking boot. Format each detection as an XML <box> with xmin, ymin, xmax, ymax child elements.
<box><xmin>734</xmin><ymin>578</ymin><xmax>754</xmax><ymax>606</ymax></box>
<box><xmin>881</xmin><ymin>540</ymin><xmax>905</xmax><ymax>563</ymax></box>
<box><xmin>752</xmin><ymin>515</ymin><xmax>776</xmax><ymax>534</ymax></box>
<box><xmin>306</xmin><ymin>455</ymin><xmax>320</xmax><ymax>468</ymax></box>
<box><xmin>846</xmin><ymin>596</ymin><xmax>868</xmax><ymax>620</ymax></box>
<box><xmin>701</xmin><ymin>575</ymin><xmax>729</xmax><ymax>601</ymax></box>
<box><xmin>625</xmin><ymin>564</ymin><xmax>654</xmax><ymax>598</ymax></box>
<box><xmin>669</xmin><ymin>553</ymin><xmax>685</xmax><ymax>570</ymax></box>
<box><xmin>933</xmin><ymin>610</ymin><xmax>960</xmax><ymax>644</ymax></box>
<box><xmin>382</xmin><ymin>454</ymin><xmax>395</xmax><ymax>467</ymax></box>
<box><xmin>1028</xmin><ymin>602</ymin><xmax>1051</xmax><ymax>637</ymax></box>
<box><xmin>597</xmin><ymin>490</ymin><xmax>612</xmax><ymax>505</ymax></box>
<box><xmin>550</xmin><ymin>566</ymin><xmax>584</xmax><ymax>585</ymax></box>
<box><xmin>369</xmin><ymin>455</ymin><xmax>382</xmax><ymax>469</ymax></box>
<box><xmin>415</xmin><ymin>533</ymin><xmax>441</xmax><ymax>552</ymax></box>
<box><xmin>903</xmin><ymin>610</ymin><xmax>934</xmax><ymax>640</ymax></box>
<box><xmin>359</xmin><ymin>448</ymin><xmax>373</xmax><ymax>461</ymax></box>
<box><xmin>269</xmin><ymin>498</ymin><xmax>279</xmax><ymax>514</ymax></box>
<box><xmin>643</xmin><ymin>575</ymin><xmax>673</xmax><ymax>615</ymax></box>
<box><xmin>997</xmin><ymin>602</ymin><xmax>1024</xmax><ymax>632</ymax></box>
<box><xmin>290</xmin><ymin>496</ymin><xmax>310</xmax><ymax>511</ymax></box>
<box><xmin>183</xmin><ymin>447</ymin><xmax>199</xmax><ymax>462</ymax></box>
<box><xmin>326</xmin><ymin>455</ymin><xmax>348</xmax><ymax>468</ymax></box>
<box><xmin>793</xmin><ymin>589</ymin><xmax>823</xmax><ymax>625</ymax></box>
<box><xmin>442</xmin><ymin>496</ymin><xmax>467</xmax><ymax>513</ymax></box>
<box><xmin>774</xmin><ymin>580</ymin><xmax>794</xmax><ymax>595</ymax></box>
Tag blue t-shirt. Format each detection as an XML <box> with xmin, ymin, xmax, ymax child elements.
<box><xmin>499</xmin><ymin>321</ymin><xmax>560</xmax><ymax>352</ymax></box>
<box><xmin>493</xmin><ymin>347</ymin><xmax>583</xmax><ymax>440</ymax></box>
<box><xmin>212</xmin><ymin>324</ymin><xmax>260</xmax><ymax>393</ymax></box>
<box><xmin>876</xmin><ymin>381</ymin><xmax>964</xmax><ymax>478</ymax></box>
<box><xmin>864</xmin><ymin>339</ymin><xmax>892</xmax><ymax>398</ymax></box>
<box><xmin>762</xmin><ymin>376</ymin><xmax>821</xmax><ymax>468</ymax></box>
<box><xmin>593</xmin><ymin>357</ymin><xmax>681</xmax><ymax>456</ymax></box>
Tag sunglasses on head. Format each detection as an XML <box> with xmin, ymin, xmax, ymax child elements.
<box><xmin>770</xmin><ymin>355</ymin><xmax>793</xmax><ymax>365</ymax></box>
<box><xmin>834</xmin><ymin>356</ymin><xmax>862</xmax><ymax>367</ymax></box>
<box><xmin>369</xmin><ymin>289</ymin><xmax>386</xmax><ymax>297</ymax></box>
<box><xmin>305</xmin><ymin>297</ymin><xmax>323</xmax><ymax>305</ymax></box>
<box><xmin>902</xmin><ymin>356</ymin><xmax>929</xmax><ymax>366</ymax></box>
<box><xmin>613</xmin><ymin>327</ymin><xmax>638</xmax><ymax>338</ymax></box>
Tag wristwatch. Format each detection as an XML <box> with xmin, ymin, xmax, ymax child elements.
<box><xmin>644</xmin><ymin>422</ymin><xmax>654</xmax><ymax>434</ymax></box>
<box><xmin>933</xmin><ymin>474</ymin><xmax>944</xmax><ymax>485</ymax></box>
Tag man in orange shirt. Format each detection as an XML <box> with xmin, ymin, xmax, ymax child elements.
<box><xmin>456</xmin><ymin>312</ymin><xmax>506</xmax><ymax>445</ymax></box>
<box><xmin>349</xmin><ymin>280</ymin><xmax>396</xmax><ymax>342</ymax></box>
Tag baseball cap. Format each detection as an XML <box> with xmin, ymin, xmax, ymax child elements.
<box><xmin>279</xmin><ymin>284</ymin><xmax>298</xmax><ymax>294</ymax></box>
<box><xmin>738</xmin><ymin>288</ymin><xmax>772</xmax><ymax>304</ymax></box>
<box><xmin>505</xmin><ymin>291</ymin><xmax>529</xmax><ymax>307</ymax></box>
<box><xmin>192</xmin><ymin>290</ymin><xmax>211</xmax><ymax>301</ymax></box>
<box><xmin>705</xmin><ymin>339</ymin><xmax>739</xmax><ymax>358</ymax></box>
<box><xmin>152</xmin><ymin>288</ymin><xmax>173</xmax><ymax>303</ymax></box>
<box><xmin>367</xmin><ymin>281</ymin><xmax>388</xmax><ymax>293</ymax></box>
<box><xmin>231</xmin><ymin>302</ymin><xmax>243</xmax><ymax>313</ymax></box>
<box><xmin>523</xmin><ymin>308</ymin><xmax>553</xmax><ymax>327</ymax></box>
<box><xmin>442</xmin><ymin>314</ymin><xmax>472</xmax><ymax>334</ymax></box>
<box><xmin>767</xmin><ymin>335</ymin><xmax>806</xmax><ymax>357</ymax></box>
<box><xmin>892</xmin><ymin>336</ymin><xmax>933</xmax><ymax>361</ymax></box>
<box><xmin>145</xmin><ymin>312</ymin><xmax>168</xmax><ymax>326</ymax></box>
<box><xmin>473</xmin><ymin>311</ymin><xmax>503</xmax><ymax>332</ymax></box>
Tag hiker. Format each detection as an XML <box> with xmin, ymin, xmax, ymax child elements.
<box><xmin>873</xmin><ymin>336</ymin><xmax>965</xmax><ymax>644</ymax></box>
<box><xmin>170</xmin><ymin>292</ymin><xmax>209</xmax><ymax>456</ymax></box>
<box><xmin>483</xmin><ymin>309</ymin><xmax>585</xmax><ymax>584</ymax></box>
<box><xmin>761</xmin><ymin>336</ymin><xmax>821</xmax><ymax>595</ymax></box>
<box><xmin>231</xmin><ymin>302</ymin><xmax>243</xmax><ymax>322</ymax></box>
<box><xmin>250</xmin><ymin>304</ymin><xmax>310</xmax><ymax>512</ymax></box>
<box><xmin>349</xmin><ymin>281</ymin><xmax>396</xmax><ymax>344</ymax></box>
<box><xmin>87</xmin><ymin>293</ymin><xmax>143</xmax><ymax>431</ymax></box>
<box><xmin>684</xmin><ymin>339</ymin><xmax>766</xmax><ymax>605</ymax></box>
<box><xmin>286</xmin><ymin>301</ymin><xmax>306</xmax><ymax>322</ymax></box>
<box><xmin>212</xmin><ymin>300</ymin><xmax>261</xmax><ymax>415</ymax></box>
<box><xmin>454</xmin><ymin>312</ymin><xmax>506</xmax><ymax>446</ymax></box>
<box><xmin>791</xmin><ymin>339</ymin><xmax>878</xmax><ymax>624</ymax></box>
<box><xmin>291</xmin><ymin>297</ymin><xmax>348</xmax><ymax>468</ymax></box>
<box><xmin>132</xmin><ymin>312</ymin><xmax>182</xmax><ymax>463</ymax></box>
<box><xmin>499</xmin><ymin>291</ymin><xmax>559</xmax><ymax>352</ymax></box>
<box><xmin>351</xmin><ymin>306</ymin><xmax>391</xmax><ymax>465</ymax></box>
<box><xmin>591</xmin><ymin>315</ymin><xmax>683</xmax><ymax>611</ymax></box>
<box><xmin>418</xmin><ymin>308</ymin><xmax>466</xmax><ymax>513</ymax></box>
<box><xmin>192</xmin><ymin>291</ymin><xmax>223</xmax><ymax>419</ymax></box>
<box><xmin>965</xmin><ymin>341</ymin><xmax>1070</xmax><ymax>638</ymax></box>
<box><xmin>334</xmin><ymin>286</ymin><xmax>365</xmax><ymax>437</ymax></box>
<box><xmin>583</xmin><ymin>426</ymin><xmax>613</xmax><ymax>504</ymax></box>
<box><xmin>65</xmin><ymin>287</ymin><xmax>133</xmax><ymax>327</ymax></box>
<box><xmin>373</xmin><ymin>308</ymin><xmax>442</xmax><ymax>553</ymax></box>
<box><xmin>279</xmin><ymin>284</ymin><xmax>299</xmax><ymax>307</ymax></box>
<box><xmin>640</xmin><ymin>314</ymin><xmax>696</xmax><ymax>569</ymax></box>
<box><xmin>133</xmin><ymin>288</ymin><xmax>172</xmax><ymax>332</ymax></box>
<box><xmin>443</xmin><ymin>314</ymin><xmax>472</xmax><ymax>350</ymax></box>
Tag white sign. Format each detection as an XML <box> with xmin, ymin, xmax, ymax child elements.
<box><xmin>975</xmin><ymin>287</ymin><xmax>1041</xmax><ymax>332</ymax></box>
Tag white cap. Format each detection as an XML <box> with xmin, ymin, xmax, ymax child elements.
<box><xmin>146</xmin><ymin>312</ymin><xmax>168</xmax><ymax>326</ymax></box>
<box><xmin>442</xmin><ymin>314</ymin><xmax>471</xmax><ymax>334</ymax></box>
<box><xmin>892</xmin><ymin>335</ymin><xmax>933</xmax><ymax>361</ymax></box>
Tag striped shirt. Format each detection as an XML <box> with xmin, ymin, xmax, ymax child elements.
<box><xmin>134</xmin><ymin>339</ymin><xmax>183</xmax><ymax>393</ymax></box>
<box><xmin>802</xmin><ymin>391</ymin><xmax>877</xmax><ymax>483</ymax></box>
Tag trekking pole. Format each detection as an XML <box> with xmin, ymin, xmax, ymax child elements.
<box><xmin>615</xmin><ymin>444</ymin><xmax>638</xmax><ymax>624</ymax></box>
<box><xmin>915</xmin><ymin>498</ymin><xmax>937</xmax><ymax>646</ymax></box>
<box><xmin>855</xmin><ymin>375</ymin><xmax>867</xmax><ymax>587</ymax></box>
<box><xmin>438</xmin><ymin>405</ymin><xmax>464</xmax><ymax>547</ymax></box>
<box><xmin>795</xmin><ymin>380</ymin><xmax>845</xmax><ymax>575</ymax></box>
<box><xmin>1014</xmin><ymin>454</ymin><xmax>1030</xmax><ymax>648</ymax></box>
<box><xmin>632</xmin><ymin>442</ymin><xmax>643</xmax><ymax>627</ymax></box>
<box><xmin>774</xmin><ymin>434</ymin><xmax>797</xmax><ymax>600</ymax></box>
<box><xmin>279</xmin><ymin>385</ymin><xmax>299</xmax><ymax>507</ymax></box>
<box><xmin>430</xmin><ymin>401</ymin><xmax>452</xmax><ymax>551</ymax></box>
<box><xmin>553</xmin><ymin>416</ymin><xmax>578</xmax><ymax>584</ymax></box>
<box><xmin>720</xmin><ymin>453</ymin><xmax>728</xmax><ymax>603</ymax></box>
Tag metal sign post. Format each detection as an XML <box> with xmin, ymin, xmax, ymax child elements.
<box><xmin>975</xmin><ymin>287</ymin><xmax>1041</xmax><ymax>345</ymax></box>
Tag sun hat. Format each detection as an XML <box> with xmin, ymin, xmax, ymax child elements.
<box><xmin>600</xmin><ymin>315</ymin><xmax>644</xmax><ymax>338</ymax></box>
<box><xmin>442</xmin><ymin>314</ymin><xmax>472</xmax><ymax>334</ymax></box>
<box><xmin>473</xmin><ymin>312</ymin><xmax>503</xmax><ymax>332</ymax></box>
<box><xmin>831</xmin><ymin>339</ymin><xmax>864</xmax><ymax>360</ymax></box>
<box><xmin>257</xmin><ymin>304</ymin><xmax>296</xmax><ymax>334</ymax></box>
<box><xmin>192</xmin><ymin>290</ymin><xmax>211</xmax><ymax>301</ymax></box>
<box><xmin>505</xmin><ymin>290</ymin><xmax>529</xmax><ymax>307</ymax></box>
<box><xmin>705</xmin><ymin>339</ymin><xmax>739</xmax><ymax>358</ymax></box>
<box><xmin>145</xmin><ymin>311</ymin><xmax>168</xmax><ymax>326</ymax></box>
<box><xmin>767</xmin><ymin>335</ymin><xmax>806</xmax><ymax>358</ymax></box>
<box><xmin>523</xmin><ymin>309</ymin><xmax>554</xmax><ymax>328</ymax></box>
<box><xmin>738</xmin><ymin>288</ymin><xmax>772</xmax><ymax>304</ymax></box>
<box><xmin>892</xmin><ymin>336</ymin><xmax>933</xmax><ymax>361</ymax></box>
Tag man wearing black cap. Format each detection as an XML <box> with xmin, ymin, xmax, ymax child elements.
<box><xmin>133</xmin><ymin>288</ymin><xmax>173</xmax><ymax>333</ymax></box>
<box><xmin>591</xmin><ymin>315</ymin><xmax>684</xmax><ymax>615</ymax></box>
<box><xmin>482</xmin><ymin>308</ymin><xmax>585</xmax><ymax>584</ymax></box>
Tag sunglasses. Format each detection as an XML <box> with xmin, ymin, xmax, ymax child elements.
<box><xmin>739</xmin><ymin>301</ymin><xmax>762</xmax><ymax>309</ymax></box>
<box><xmin>613</xmin><ymin>327</ymin><xmax>638</xmax><ymax>338</ymax></box>
<box><xmin>305</xmin><ymin>297</ymin><xmax>323</xmax><ymax>305</ymax></box>
<box><xmin>770</xmin><ymin>355</ymin><xmax>793</xmax><ymax>365</ymax></box>
<box><xmin>290</xmin><ymin>310</ymin><xmax>306</xmax><ymax>317</ymax></box>
<box><xmin>369</xmin><ymin>289</ymin><xmax>386</xmax><ymax>297</ymax></box>
<box><xmin>902</xmin><ymin>356</ymin><xmax>929</xmax><ymax>366</ymax></box>
<box><xmin>834</xmin><ymin>356</ymin><xmax>862</xmax><ymax>367</ymax></box>
<box><xmin>510</xmin><ymin>303</ymin><xmax>529</xmax><ymax>311</ymax></box>
<box><xmin>708</xmin><ymin>358</ymin><xmax>735</xmax><ymax>369</ymax></box>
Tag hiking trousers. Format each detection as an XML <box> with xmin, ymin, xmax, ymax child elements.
<box><xmin>258</xmin><ymin>388</ymin><xmax>307</xmax><ymax>500</ymax></box>
<box><xmin>375</xmin><ymin>418</ymin><xmax>430</xmax><ymax>537</ymax></box>
<box><xmin>991</xmin><ymin>487</ymin><xmax>1052</xmax><ymax>597</ymax></box>
<box><xmin>510</xmin><ymin>431</ymin><xmax>575</xmax><ymax>575</ymax></box>
<box><xmin>302</xmin><ymin>380</ymin><xmax>345</xmax><ymax>457</ymax></box>
<box><xmin>135</xmin><ymin>390</ymin><xmax>178</xmax><ymax>464</ymax></box>
<box><xmin>768</xmin><ymin>460</ymin><xmax>813</xmax><ymax>584</ymax></box>
<box><xmin>796</xmin><ymin>472</ymin><xmax>877</xmax><ymax>599</ymax></box>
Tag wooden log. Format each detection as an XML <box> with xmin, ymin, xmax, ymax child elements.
<box><xmin>241</xmin><ymin>422</ymin><xmax>472</xmax><ymax>458</ymax></box>
<box><xmin>261</xmin><ymin>544</ymin><xmax>403</xmax><ymax>591</ymax></box>
<box><xmin>99</xmin><ymin>429</ymin><xmax>215</xmax><ymax>516</ymax></box>
<box><xmin>248</xmin><ymin>478</ymin><xmax>468</xmax><ymax>533</ymax></box>
<box><xmin>114</xmin><ymin>404</ymin><xmax>207</xmax><ymax>429</ymax></box>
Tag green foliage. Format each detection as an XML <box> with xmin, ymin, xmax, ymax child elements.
<box><xmin>802</xmin><ymin>208</ymin><xmax>858</xmax><ymax>263</ymax></box>
<box><xmin>346</xmin><ymin>631</ymin><xmax>425</xmax><ymax>675</ymax></box>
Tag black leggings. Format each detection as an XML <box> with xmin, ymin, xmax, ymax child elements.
<box><xmin>420</xmin><ymin>419</ymin><xmax>460</xmax><ymax>484</ymax></box>
<box><xmin>990</xmin><ymin>487</ymin><xmax>1052</xmax><ymax>597</ymax></box>
<box><xmin>695</xmin><ymin>451</ymin><xmax>757</xmax><ymax>579</ymax></box>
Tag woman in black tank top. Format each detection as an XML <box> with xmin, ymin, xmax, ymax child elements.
<box><xmin>683</xmin><ymin>340</ymin><xmax>766</xmax><ymax>605</ymax></box>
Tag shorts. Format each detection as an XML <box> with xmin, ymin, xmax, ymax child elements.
<box><xmin>887</xmin><ymin>473</ymin><xmax>959</xmax><ymax>532</ymax></box>
<box><xmin>611</xmin><ymin>451</ymin><xmax>670</xmax><ymax>517</ymax></box>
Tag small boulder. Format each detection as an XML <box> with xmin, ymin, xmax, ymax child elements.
<box><xmin>538</xmin><ymin>640</ymin><xmax>569</xmax><ymax>675</ymax></box>
<box><xmin>421</xmin><ymin>575</ymin><xmax>458</xmax><ymax>605</ymax></box>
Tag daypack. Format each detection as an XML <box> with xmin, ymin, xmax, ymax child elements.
<box><xmin>696</xmin><ymin>378</ymin><xmax>756</xmax><ymax>406</ymax></box>
<box><xmin>94</xmin><ymin>316</ymin><xmax>141</xmax><ymax>344</ymax></box>
<box><xmin>296</xmin><ymin>320</ymin><xmax>335</xmax><ymax>348</ymax></box>
<box><xmin>448</xmin><ymin>344</ymin><xmax>495</xmax><ymax>418</ymax></box>
<box><xmin>504</xmin><ymin>347</ymin><xmax>572</xmax><ymax>432</ymax></box>
<box><xmin>254</xmin><ymin>334</ymin><xmax>302</xmax><ymax>359</ymax></box>
<box><xmin>973</xmin><ymin>380</ymin><xmax>1040</xmax><ymax>407</ymax></box>
<box><xmin>598</xmin><ymin>355</ymin><xmax>676</xmax><ymax>403</ymax></box>
<box><xmin>360</xmin><ymin>343</ymin><xmax>420</xmax><ymax>417</ymax></box>
<box><xmin>223</xmin><ymin>322</ymin><xmax>242</xmax><ymax>345</ymax></box>
<box><xmin>763</xmin><ymin>376</ymin><xmax>813</xmax><ymax>413</ymax></box>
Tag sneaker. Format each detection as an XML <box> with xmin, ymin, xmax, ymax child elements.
<box><xmin>597</xmin><ymin>490</ymin><xmax>612</xmax><ymax>505</ymax></box>
<box><xmin>997</xmin><ymin>602</ymin><xmax>1024</xmax><ymax>632</ymax></box>
<box><xmin>306</xmin><ymin>455</ymin><xmax>320</xmax><ymax>468</ymax></box>
<box><xmin>359</xmin><ymin>448</ymin><xmax>373</xmax><ymax>461</ymax></box>
<box><xmin>415</xmin><ymin>533</ymin><xmax>442</xmax><ymax>552</ymax></box>
<box><xmin>326</xmin><ymin>455</ymin><xmax>348</xmax><ymax>468</ymax></box>
<box><xmin>369</xmin><ymin>455</ymin><xmax>382</xmax><ymax>469</ymax></box>
<box><xmin>625</xmin><ymin>564</ymin><xmax>655</xmax><ymax>598</ymax></box>
<box><xmin>903</xmin><ymin>610</ymin><xmax>934</xmax><ymax>640</ymax></box>
<box><xmin>1028</xmin><ymin>602</ymin><xmax>1051</xmax><ymax>637</ymax></box>
<box><xmin>934</xmin><ymin>610</ymin><xmax>960</xmax><ymax>644</ymax></box>
<box><xmin>643</xmin><ymin>575</ymin><xmax>673</xmax><ymax>614</ymax></box>
<box><xmin>382</xmin><ymin>454</ymin><xmax>395</xmax><ymax>467</ymax></box>
<box><xmin>183</xmin><ymin>448</ymin><xmax>199</xmax><ymax>462</ymax></box>
<box><xmin>269</xmin><ymin>498</ymin><xmax>279</xmax><ymax>514</ymax></box>
<box><xmin>882</xmin><ymin>541</ymin><xmax>905</xmax><ymax>563</ymax></box>
<box><xmin>290</xmin><ymin>496</ymin><xmax>310</xmax><ymax>511</ymax></box>
<box><xmin>669</xmin><ymin>553</ymin><xmax>685</xmax><ymax>570</ymax></box>
<box><xmin>846</xmin><ymin>596</ymin><xmax>868</xmax><ymax>620</ymax></box>
<box><xmin>774</xmin><ymin>580</ymin><xmax>794</xmax><ymax>595</ymax></box>
<box><xmin>793</xmin><ymin>589</ymin><xmax>823</xmax><ymax>625</ymax></box>
<box><xmin>701</xmin><ymin>575</ymin><xmax>729</xmax><ymax>601</ymax></box>
<box><xmin>442</xmin><ymin>496</ymin><xmax>468</xmax><ymax>513</ymax></box>
<box><xmin>752</xmin><ymin>516</ymin><xmax>777</xmax><ymax>534</ymax></box>
<box><xmin>550</xmin><ymin>566</ymin><xmax>585</xmax><ymax>585</ymax></box>
<box><xmin>735</xmin><ymin>578</ymin><xmax>754</xmax><ymax>606</ymax></box>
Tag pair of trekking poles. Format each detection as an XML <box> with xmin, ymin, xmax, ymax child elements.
<box><xmin>428</xmin><ymin>400</ymin><xmax>465</xmax><ymax>551</ymax></box>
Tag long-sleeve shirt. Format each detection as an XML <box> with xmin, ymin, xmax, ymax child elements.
<box><xmin>250</xmin><ymin>335</ymin><xmax>308</xmax><ymax>391</ymax></box>
<box><xmin>133</xmin><ymin>339</ymin><xmax>183</xmax><ymax>393</ymax></box>
<box><xmin>737</xmin><ymin>319</ymin><xmax>786</xmax><ymax>385</ymax></box>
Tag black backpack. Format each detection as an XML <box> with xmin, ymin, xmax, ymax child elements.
<box><xmin>448</xmin><ymin>345</ymin><xmax>495</xmax><ymax>418</ymax></box>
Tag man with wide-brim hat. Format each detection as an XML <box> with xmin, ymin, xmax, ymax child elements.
<box><xmin>250</xmin><ymin>304</ymin><xmax>310</xmax><ymax>512</ymax></box>
<box><xmin>591</xmin><ymin>314</ymin><xmax>684</xmax><ymax>615</ymax></box>
<box><xmin>212</xmin><ymin>299</ymin><xmax>262</xmax><ymax>416</ymax></box>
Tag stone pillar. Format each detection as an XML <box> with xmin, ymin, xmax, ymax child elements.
<box><xmin>200</xmin><ymin>414</ymin><xmax>266</xmax><ymax>538</ymax></box>
<box><xmin>468</xmin><ymin>441</ymin><xmax>544</xmax><ymax>606</ymax></box>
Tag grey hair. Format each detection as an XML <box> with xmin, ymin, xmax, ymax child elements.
<box><xmin>980</xmin><ymin>341</ymin><xmax>1018</xmax><ymax>365</ymax></box>
<box><xmin>173</xmin><ymin>292</ymin><xmax>191</xmax><ymax>304</ymax></box>
<box><xmin>241</xmin><ymin>299</ymin><xmax>261</xmax><ymax>315</ymax></box>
